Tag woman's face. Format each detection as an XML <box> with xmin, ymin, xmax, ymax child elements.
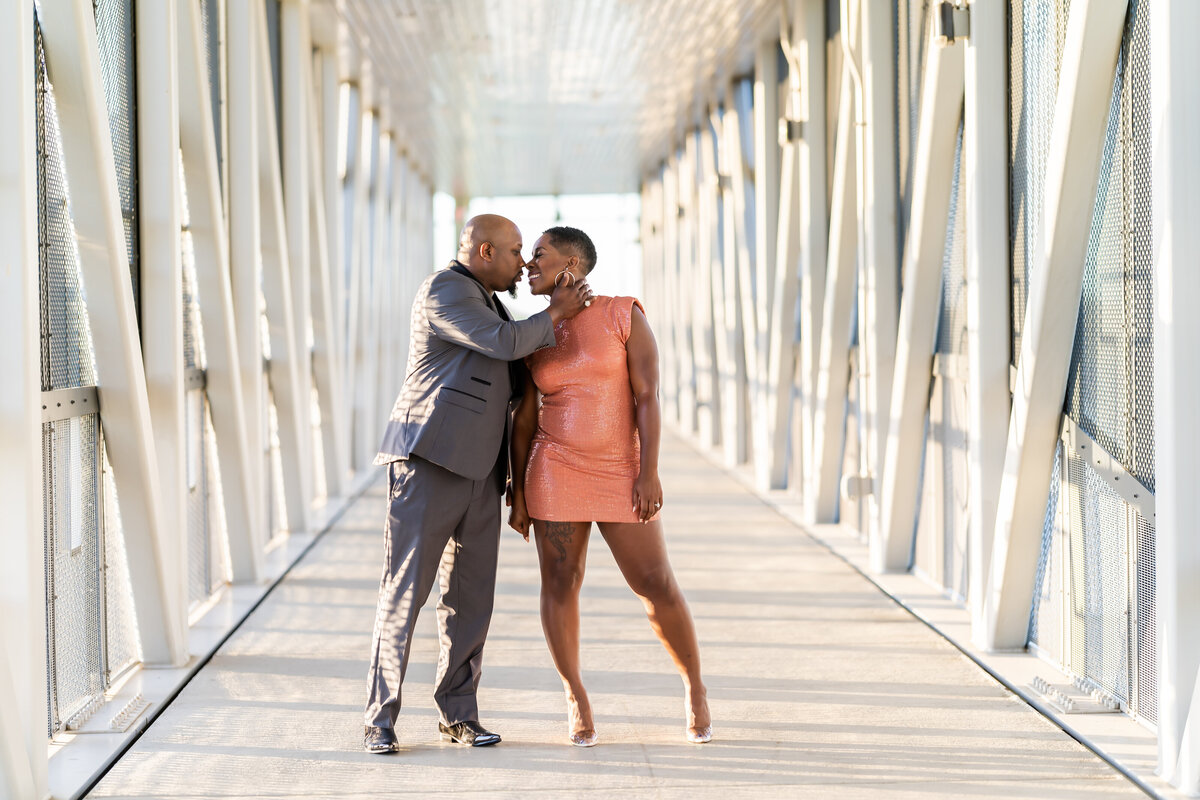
<box><xmin>525</xmin><ymin>235</ymin><xmax>579</xmax><ymax>296</ymax></box>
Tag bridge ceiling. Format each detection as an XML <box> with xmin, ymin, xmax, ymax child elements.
<box><xmin>322</xmin><ymin>0</ymin><xmax>780</xmax><ymax>197</ymax></box>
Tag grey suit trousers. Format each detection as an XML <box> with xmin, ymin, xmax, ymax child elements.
<box><xmin>364</xmin><ymin>455</ymin><xmax>503</xmax><ymax>729</ymax></box>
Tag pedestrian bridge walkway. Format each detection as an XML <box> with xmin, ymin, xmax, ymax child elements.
<box><xmin>89</xmin><ymin>433</ymin><xmax>1140</xmax><ymax>799</ymax></box>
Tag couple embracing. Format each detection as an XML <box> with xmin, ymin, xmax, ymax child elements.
<box><xmin>363</xmin><ymin>214</ymin><xmax>711</xmax><ymax>753</ymax></box>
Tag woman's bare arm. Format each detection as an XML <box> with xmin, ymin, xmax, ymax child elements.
<box><xmin>626</xmin><ymin>305</ymin><xmax>663</xmax><ymax>522</ymax></box>
<box><xmin>508</xmin><ymin>363</ymin><xmax>539</xmax><ymax>539</ymax></box>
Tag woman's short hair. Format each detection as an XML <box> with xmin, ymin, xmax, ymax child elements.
<box><xmin>542</xmin><ymin>226</ymin><xmax>597</xmax><ymax>274</ymax></box>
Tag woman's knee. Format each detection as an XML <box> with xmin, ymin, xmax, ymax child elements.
<box><xmin>628</xmin><ymin>566</ymin><xmax>678</xmax><ymax>604</ymax></box>
<box><xmin>542</xmin><ymin>563</ymin><xmax>586</xmax><ymax>598</ymax></box>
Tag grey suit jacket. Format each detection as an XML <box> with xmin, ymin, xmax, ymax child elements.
<box><xmin>374</xmin><ymin>263</ymin><xmax>556</xmax><ymax>480</ymax></box>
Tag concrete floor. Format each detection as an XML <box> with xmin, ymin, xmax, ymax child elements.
<box><xmin>91</xmin><ymin>433</ymin><xmax>1146</xmax><ymax>799</ymax></box>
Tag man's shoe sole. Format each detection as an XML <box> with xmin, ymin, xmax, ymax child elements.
<box><xmin>365</xmin><ymin>742</ymin><xmax>399</xmax><ymax>753</ymax></box>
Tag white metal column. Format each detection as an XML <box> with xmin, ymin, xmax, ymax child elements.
<box><xmin>1152</xmin><ymin>0</ymin><xmax>1200</xmax><ymax>791</ymax></box>
<box><xmin>178</xmin><ymin>0</ymin><xmax>262</xmax><ymax>582</ymax></box>
<box><xmin>794</xmin><ymin>0</ymin><xmax>827</xmax><ymax>506</ymax></box>
<box><xmin>41</xmin><ymin>0</ymin><xmax>187</xmax><ymax>666</ymax></box>
<box><xmin>751</xmin><ymin>41</ymin><xmax>780</xmax><ymax>487</ymax></box>
<box><xmin>227</xmin><ymin>0</ymin><xmax>268</xmax><ymax>546</ymax></box>
<box><xmin>857</xmin><ymin>0</ymin><xmax>900</xmax><ymax>538</ymax></box>
<box><xmin>810</xmin><ymin>5</ymin><xmax>859</xmax><ymax>523</ymax></box>
<box><xmin>254</xmin><ymin>0</ymin><xmax>313</xmax><ymax>531</ymax></box>
<box><xmin>876</xmin><ymin>34</ymin><xmax>965</xmax><ymax>572</ymax></box>
<box><xmin>983</xmin><ymin>0</ymin><xmax>1129</xmax><ymax>650</ymax></box>
<box><xmin>136</xmin><ymin>0</ymin><xmax>188</xmax><ymax>623</ymax></box>
<box><xmin>964</xmin><ymin>0</ymin><xmax>1012</xmax><ymax>639</ymax></box>
<box><xmin>0</xmin><ymin>1</ymin><xmax>48</xmax><ymax>794</ymax></box>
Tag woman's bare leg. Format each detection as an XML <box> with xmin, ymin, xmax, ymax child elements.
<box><xmin>532</xmin><ymin>519</ymin><xmax>596</xmax><ymax>743</ymax></box>
<box><xmin>597</xmin><ymin>520</ymin><xmax>711</xmax><ymax>737</ymax></box>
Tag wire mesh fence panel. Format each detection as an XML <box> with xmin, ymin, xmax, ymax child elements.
<box><xmin>1029</xmin><ymin>440</ymin><xmax>1065</xmax><ymax>667</ymax></box>
<box><xmin>896</xmin><ymin>0</ymin><xmax>929</xmax><ymax>260</ymax></box>
<box><xmin>43</xmin><ymin>416</ymin><xmax>105</xmax><ymax>734</ymax></box>
<box><xmin>93</xmin><ymin>0</ymin><xmax>139</xmax><ymax>320</ymax></box>
<box><xmin>199</xmin><ymin>0</ymin><xmax>225</xmax><ymax>191</ymax></box>
<box><xmin>102</xmin><ymin>443</ymin><xmax>140</xmax><ymax>681</ymax></box>
<box><xmin>36</xmin><ymin>22</ymin><xmax>95</xmax><ymax>394</ymax></box>
<box><xmin>1067</xmin><ymin>451</ymin><xmax>1131</xmax><ymax>705</ymax></box>
<box><xmin>1008</xmin><ymin>0</ymin><xmax>1070</xmax><ymax>364</ymax></box>
<box><xmin>1059</xmin><ymin>0</ymin><xmax>1155</xmax><ymax>720</ymax></box>
<box><xmin>1066</xmin><ymin>53</ymin><xmax>1128</xmax><ymax>481</ymax></box>
<box><xmin>1134</xmin><ymin>512</ymin><xmax>1157</xmax><ymax>723</ymax></box>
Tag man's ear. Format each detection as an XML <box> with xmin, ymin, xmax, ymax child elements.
<box><xmin>479</xmin><ymin>242</ymin><xmax>493</xmax><ymax>262</ymax></box>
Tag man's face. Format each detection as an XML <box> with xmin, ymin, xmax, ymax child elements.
<box><xmin>479</xmin><ymin>225</ymin><xmax>526</xmax><ymax>294</ymax></box>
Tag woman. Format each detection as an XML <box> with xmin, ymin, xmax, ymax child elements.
<box><xmin>508</xmin><ymin>225</ymin><xmax>711</xmax><ymax>748</ymax></box>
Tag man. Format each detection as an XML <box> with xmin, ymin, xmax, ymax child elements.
<box><xmin>364</xmin><ymin>214</ymin><xmax>591</xmax><ymax>753</ymax></box>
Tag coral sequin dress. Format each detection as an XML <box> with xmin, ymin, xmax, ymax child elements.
<box><xmin>524</xmin><ymin>296</ymin><xmax>658</xmax><ymax>523</ymax></box>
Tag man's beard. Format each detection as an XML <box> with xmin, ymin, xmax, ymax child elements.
<box><xmin>506</xmin><ymin>282</ymin><xmax>518</xmax><ymax>298</ymax></box>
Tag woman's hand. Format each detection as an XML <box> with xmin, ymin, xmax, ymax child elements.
<box><xmin>508</xmin><ymin>495</ymin><xmax>532</xmax><ymax>541</ymax></box>
<box><xmin>632</xmin><ymin>470</ymin><xmax>663</xmax><ymax>523</ymax></box>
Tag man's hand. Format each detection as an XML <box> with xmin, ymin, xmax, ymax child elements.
<box><xmin>547</xmin><ymin>279</ymin><xmax>594</xmax><ymax>324</ymax></box>
<box><xmin>508</xmin><ymin>496</ymin><xmax>532</xmax><ymax>541</ymax></box>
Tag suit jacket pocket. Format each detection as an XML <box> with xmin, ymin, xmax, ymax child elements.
<box><xmin>439</xmin><ymin>386</ymin><xmax>487</xmax><ymax>414</ymax></box>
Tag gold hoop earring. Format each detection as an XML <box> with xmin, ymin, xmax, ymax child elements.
<box><xmin>554</xmin><ymin>269</ymin><xmax>576</xmax><ymax>287</ymax></box>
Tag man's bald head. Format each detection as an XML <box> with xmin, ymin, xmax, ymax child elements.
<box><xmin>456</xmin><ymin>214</ymin><xmax>526</xmax><ymax>294</ymax></box>
<box><xmin>458</xmin><ymin>214</ymin><xmax>519</xmax><ymax>259</ymax></box>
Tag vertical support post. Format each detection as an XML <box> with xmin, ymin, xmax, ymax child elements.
<box><xmin>136</xmin><ymin>0</ymin><xmax>188</xmax><ymax>623</ymax></box>
<box><xmin>178</xmin><ymin>0</ymin><xmax>262</xmax><ymax>581</ymax></box>
<box><xmin>254</xmin><ymin>0</ymin><xmax>312</xmax><ymax>530</ymax></box>
<box><xmin>660</xmin><ymin>152</ymin><xmax>681</xmax><ymax>425</ymax></box>
<box><xmin>1153</xmin><ymin>0</ymin><xmax>1200</xmax><ymax>791</ymax></box>
<box><xmin>0</xmin><ymin>0</ymin><xmax>48</xmax><ymax>794</ymax></box>
<box><xmin>715</xmin><ymin>96</ymin><xmax>749</xmax><ymax>466</ymax></box>
<box><xmin>695</xmin><ymin>117</ymin><xmax>723</xmax><ymax>449</ymax></box>
<box><xmin>965</xmin><ymin>0</ymin><xmax>1012</xmax><ymax>635</ymax></box>
<box><xmin>353</xmin><ymin>115</ymin><xmax>382</xmax><ymax>469</ymax></box>
<box><xmin>730</xmin><ymin>79</ymin><xmax>759</xmax><ymax>465</ymax></box>
<box><xmin>857</xmin><ymin>0</ymin><xmax>900</xmax><ymax>536</ymax></box>
<box><xmin>983</xmin><ymin>0</ymin><xmax>1129</xmax><ymax>650</ymax></box>
<box><xmin>811</xmin><ymin>41</ymin><xmax>859</xmax><ymax>523</ymax></box>
<box><xmin>281</xmin><ymin>0</ymin><xmax>314</xmax><ymax>499</ymax></box>
<box><xmin>752</xmin><ymin>40</ymin><xmax>781</xmax><ymax>486</ymax></box>
<box><xmin>227</xmin><ymin>0</ymin><xmax>267</xmax><ymax>543</ymax></box>
<box><xmin>876</xmin><ymin>38</ymin><xmax>965</xmax><ymax>572</ymax></box>
<box><xmin>307</xmin><ymin>48</ymin><xmax>348</xmax><ymax>496</ymax></box>
<box><xmin>41</xmin><ymin>0</ymin><xmax>188</xmax><ymax>666</ymax></box>
<box><xmin>796</xmin><ymin>0</ymin><xmax>828</xmax><ymax>504</ymax></box>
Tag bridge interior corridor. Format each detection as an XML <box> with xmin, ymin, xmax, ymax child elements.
<box><xmin>88</xmin><ymin>432</ymin><xmax>1140</xmax><ymax>799</ymax></box>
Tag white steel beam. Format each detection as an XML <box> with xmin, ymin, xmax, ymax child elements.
<box><xmin>1152</xmin><ymin>0</ymin><xmax>1200</xmax><ymax>791</ymax></box>
<box><xmin>307</xmin><ymin>49</ymin><xmax>349</xmax><ymax>496</ymax></box>
<box><xmin>254</xmin><ymin>0</ymin><xmax>314</xmax><ymax>531</ymax></box>
<box><xmin>751</xmin><ymin>41</ymin><xmax>780</xmax><ymax>486</ymax></box>
<box><xmin>983</xmin><ymin>0</ymin><xmax>1129</xmax><ymax>650</ymax></box>
<box><xmin>341</xmin><ymin>89</ymin><xmax>364</xmax><ymax>466</ymax></box>
<box><xmin>876</xmin><ymin>37</ymin><xmax>965</xmax><ymax>572</ymax></box>
<box><xmin>714</xmin><ymin>98</ymin><xmax>749</xmax><ymax>466</ymax></box>
<box><xmin>281</xmin><ymin>0</ymin><xmax>315</xmax><ymax>501</ymax></box>
<box><xmin>810</xmin><ymin>55</ymin><xmax>859</xmax><ymax>524</ymax></box>
<box><xmin>353</xmin><ymin>117</ymin><xmax>383</xmax><ymax>469</ymax></box>
<box><xmin>179</xmin><ymin>0</ymin><xmax>262</xmax><ymax>581</ymax></box>
<box><xmin>136</xmin><ymin>0</ymin><xmax>188</xmax><ymax>623</ymax></box>
<box><xmin>0</xmin><ymin>0</ymin><xmax>48</xmax><ymax>794</ymax></box>
<box><xmin>372</xmin><ymin>134</ymin><xmax>394</xmax><ymax>446</ymax></box>
<box><xmin>729</xmin><ymin>80</ymin><xmax>758</xmax><ymax>466</ymax></box>
<box><xmin>965</xmin><ymin>0</ymin><xmax>1012</xmax><ymax>637</ymax></box>
<box><xmin>40</xmin><ymin>0</ymin><xmax>187</xmax><ymax>665</ymax></box>
<box><xmin>695</xmin><ymin>119</ymin><xmax>722</xmax><ymax>449</ymax></box>
<box><xmin>795</xmin><ymin>0</ymin><xmax>828</xmax><ymax>504</ymax></box>
<box><xmin>676</xmin><ymin>132</ymin><xmax>699</xmax><ymax>435</ymax></box>
<box><xmin>227</xmin><ymin>0</ymin><xmax>267</xmax><ymax>548</ymax></box>
<box><xmin>858</xmin><ymin>0</ymin><xmax>900</xmax><ymax>536</ymax></box>
<box><xmin>659</xmin><ymin>153</ymin><xmax>681</xmax><ymax>425</ymax></box>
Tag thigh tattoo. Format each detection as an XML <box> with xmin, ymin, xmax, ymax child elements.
<box><xmin>544</xmin><ymin>521</ymin><xmax>576</xmax><ymax>564</ymax></box>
